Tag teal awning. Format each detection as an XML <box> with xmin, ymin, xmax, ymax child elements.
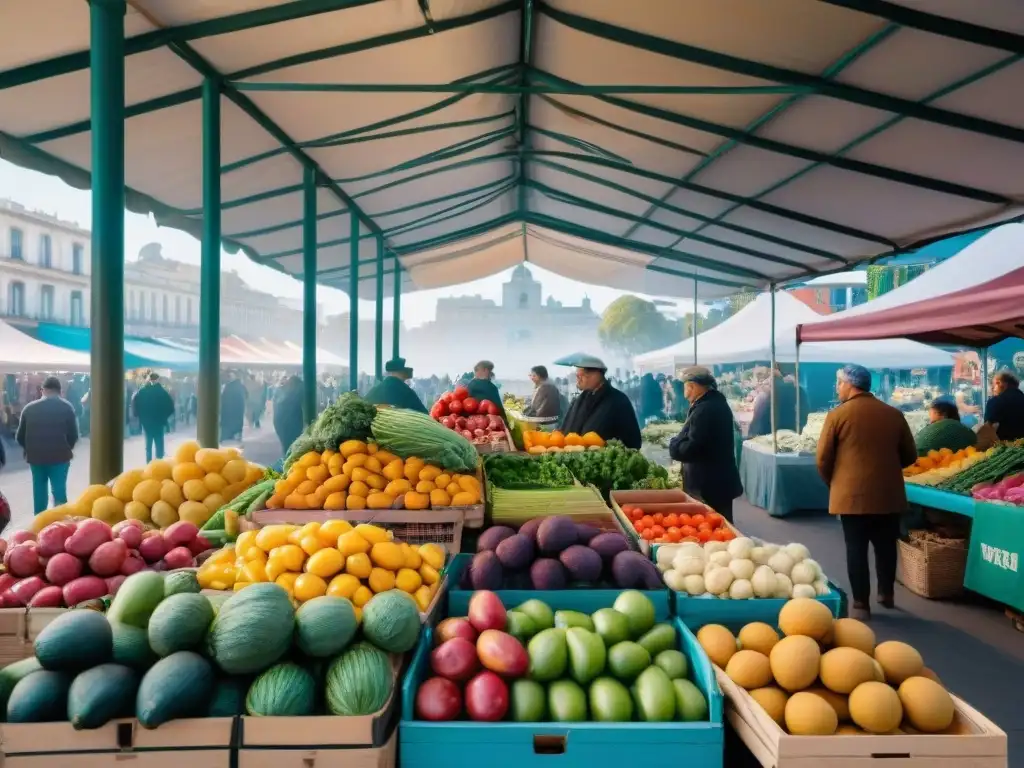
<box><xmin>33</xmin><ymin>324</ymin><xmax>198</xmax><ymax>371</ymax></box>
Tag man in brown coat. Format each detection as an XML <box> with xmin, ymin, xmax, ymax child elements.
<box><xmin>816</xmin><ymin>364</ymin><xmax>917</xmax><ymax>620</ymax></box>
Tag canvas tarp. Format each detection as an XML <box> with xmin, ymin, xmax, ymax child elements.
<box><xmin>0</xmin><ymin>320</ymin><xmax>90</xmax><ymax>371</ymax></box>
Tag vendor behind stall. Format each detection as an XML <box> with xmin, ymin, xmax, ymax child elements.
<box><xmin>467</xmin><ymin>360</ymin><xmax>507</xmax><ymax>420</ymax></box>
<box><xmin>524</xmin><ymin>365</ymin><xmax>561</xmax><ymax>419</ymax></box>
<box><xmin>560</xmin><ymin>354</ymin><xmax>642</xmax><ymax>449</ymax></box>
<box><xmin>667</xmin><ymin>366</ymin><xmax>742</xmax><ymax>522</ymax></box>
<box><xmin>363</xmin><ymin>358</ymin><xmax>428</xmax><ymax>414</ymax></box>
<box><xmin>915</xmin><ymin>397</ymin><xmax>976</xmax><ymax>456</ymax></box>
<box><xmin>747</xmin><ymin>365</ymin><xmax>810</xmax><ymax>438</ymax></box>
<box><xmin>984</xmin><ymin>370</ymin><xmax>1024</xmax><ymax>441</ymax></box>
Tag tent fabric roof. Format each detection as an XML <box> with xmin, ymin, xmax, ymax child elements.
<box><xmin>0</xmin><ymin>321</ymin><xmax>91</xmax><ymax>371</ymax></box>
<box><xmin>3</xmin><ymin>2</ymin><xmax>1024</xmax><ymax>301</ymax></box>
<box><xmin>798</xmin><ymin>266</ymin><xmax>1024</xmax><ymax>347</ymax></box>
<box><xmin>164</xmin><ymin>336</ymin><xmax>348</xmax><ymax>369</ymax></box>
<box><xmin>35</xmin><ymin>323</ymin><xmax>200</xmax><ymax>369</ymax></box>
<box><xmin>633</xmin><ymin>290</ymin><xmax>954</xmax><ymax>372</ymax></box>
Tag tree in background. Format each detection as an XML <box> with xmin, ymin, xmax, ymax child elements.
<box><xmin>599</xmin><ymin>295</ymin><xmax>684</xmax><ymax>357</ymax></box>
<box><xmin>727</xmin><ymin>291</ymin><xmax>756</xmax><ymax>316</ymax></box>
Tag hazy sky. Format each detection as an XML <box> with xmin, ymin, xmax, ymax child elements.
<box><xmin>0</xmin><ymin>159</ymin><xmax>699</xmax><ymax>328</ymax></box>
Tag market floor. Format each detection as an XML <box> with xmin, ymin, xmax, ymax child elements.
<box><xmin>733</xmin><ymin>498</ymin><xmax>1024</xmax><ymax>763</ymax></box>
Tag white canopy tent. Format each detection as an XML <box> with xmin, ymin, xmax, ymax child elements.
<box><xmin>0</xmin><ymin>320</ymin><xmax>91</xmax><ymax>371</ymax></box>
<box><xmin>634</xmin><ymin>291</ymin><xmax>954</xmax><ymax>373</ymax></box>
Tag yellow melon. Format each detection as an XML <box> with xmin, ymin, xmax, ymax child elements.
<box><xmin>91</xmin><ymin>496</ymin><xmax>125</xmax><ymax>524</ymax></box>
<box><xmin>221</xmin><ymin>459</ymin><xmax>248</xmax><ymax>484</ymax></box>
<box><xmin>778</xmin><ymin>597</ymin><xmax>833</xmax><ymax>641</ymax></box>
<box><xmin>195</xmin><ymin>448</ymin><xmax>227</xmax><ymax>474</ymax></box>
<box><xmin>831</xmin><ymin>618</ymin><xmax>875</xmax><ymax>655</ymax></box>
<box><xmin>819</xmin><ymin>647</ymin><xmax>876</xmax><ymax>694</ymax></box>
<box><xmin>919</xmin><ymin>667</ymin><xmax>942</xmax><ymax>686</ymax></box>
<box><xmin>874</xmin><ymin>641</ymin><xmax>923</xmax><ymax>686</ymax></box>
<box><xmin>174</xmin><ymin>440</ymin><xmax>201</xmax><ymax>464</ymax></box>
<box><xmin>111</xmin><ymin>471</ymin><xmax>143</xmax><ymax>503</ymax></box>
<box><xmin>203</xmin><ymin>493</ymin><xmax>225</xmax><ymax>514</ymax></box>
<box><xmin>696</xmin><ymin>625</ymin><xmax>737</xmax><ymax>669</ymax></box>
<box><xmin>124</xmin><ymin>500</ymin><xmax>152</xmax><ymax>523</ymax></box>
<box><xmin>143</xmin><ymin>459</ymin><xmax>174</xmax><ymax>481</ymax></box>
<box><xmin>172</xmin><ymin>462</ymin><xmax>205</xmax><ymax>486</ymax></box>
<box><xmin>151</xmin><ymin>501</ymin><xmax>179</xmax><ymax>528</ymax></box>
<box><xmin>769</xmin><ymin>635</ymin><xmax>820</xmax><ymax>692</ymax></box>
<box><xmin>159</xmin><ymin>480</ymin><xmax>184</xmax><ymax>509</ymax></box>
<box><xmin>807</xmin><ymin>686</ymin><xmax>850</xmax><ymax>721</ymax></box>
<box><xmin>77</xmin><ymin>484</ymin><xmax>112</xmax><ymax>507</ymax></box>
<box><xmin>871</xmin><ymin>659</ymin><xmax>885</xmax><ymax>682</ymax></box>
<box><xmin>749</xmin><ymin>686</ymin><xmax>788</xmax><ymax>727</ymax></box>
<box><xmin>222</xmin><ymin>447</ymin><xmax>242</xmax><ymax>461</ymax></box>
<box><xmin>898</xmin><ymin>677</ymin><xmax>954</xmax><ymax>733</ymax></box>
<box><xmin>849</xmin><ymin>681</ymin><xmax>903</xmax><ymax>734</ymax></box>
<box><xmin>738</xmin><ymin>622</ymin><xmax>779</xmax><ymax>656</ymax></box>
<box><xmin>132</xmin><ymin>479</ymin><xmax>162</xmax><ymax>507</ymax></box>
<box><xmin>182</xmin><ymin>478</ymin><xmax>210</xmax><ymax>502</ymax></box>
<box><xmin>178</xmin><ymin>500</ymin><xmax>212</xmax><ymax>527</ymax></box>
<box><xmin>785</xmin><ymin>692</ymin><xmax>838</xmax><ymax>735</ymax></box>
<box><xmin>244</xmin><ymin>464</ymin><xmax>263</xmax><ymax>485</ymax></box>
<box><xmin>203</xmin><ymin>473</ymin><xmax>228</xmax><ymax>494</ymax></box>
<box><xmin>836</xmin><ymin>724</ymin><xmax>866</xmax><ymax>735</ymax></box>
<box><xmin>726</xmin><ymin>650</ymin><xmax>773</xmax><ymax>690</ymax></box>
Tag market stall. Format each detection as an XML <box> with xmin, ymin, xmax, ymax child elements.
<box><xmin>739</xmin><ymin>441</ymin><xmax>830</xmax><ymax>519</ymax></box>
<box><xmin>0</xmin><ymin>320</ymin><xmax>90</xmax><ymax>371</ymax></box>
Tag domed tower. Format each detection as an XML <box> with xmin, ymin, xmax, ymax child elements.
<box><xmin>503</xmin><ymin>264</ymin><xmax>542</xmax><ymax>310</ymax></box>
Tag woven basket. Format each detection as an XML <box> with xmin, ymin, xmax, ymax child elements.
<box><xmin>897</xmin><ymin>529</ymin><xmax>967</xmax><ymax>599</ymax></box>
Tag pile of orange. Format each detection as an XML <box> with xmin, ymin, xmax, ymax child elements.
<box><xmin>523</xmin><ymin>430</ymin><xmax>605</xmax><ymax>452</ymax></box>
<box><xmin>621</xmin><ymin>504</ymin><xmax>735</xmax><ymax>544</ymax></box>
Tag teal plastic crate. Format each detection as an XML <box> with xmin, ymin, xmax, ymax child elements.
<box><xmin>673</xmin><ymin>582</ymin><xmax>844</xmax><ymax>630</ymax></box>
<box><xmin>444</xmin><ymin>553</ymin><xmax>671</xmax><ymax>621</ymax></box>
<box><xmin>400</xmin><ymin>615</ymin><xmax>724</xmax><ymax>768</ymax></box>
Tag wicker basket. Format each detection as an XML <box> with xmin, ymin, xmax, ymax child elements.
<box><xmin>897</xmin><ymin>529</ymin><xmax>967</xmax><ymax>599</ymax></box>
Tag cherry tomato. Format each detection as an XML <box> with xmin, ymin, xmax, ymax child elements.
<box><xmin>652</xmin><ymin>513</ymin><xmax>664</xmax><ymax>526</ymax></box>
<box><xmin>664</xmin><ymin>513</ymin><xmax>679</xmax><ymax>528</ymax></box>
<box><xmin>680</xmin><ymin>525</ymin><xmax>697</xmax><ymax>539</ymax></box>
<box><xmin>641</xmin><ymin>528</ymin><xmax>656</xmax><ymax>541</ymax></box>
<box><xmin>707</xmin><ymin>512</ymin><xmax>724</xmax><ymax>529</ymax></box>
<box><xmin>712</xmin><ymin>529</ymin><xmax>730</xmax><ymax>542</ymax></box>
<box><xmin>633</xmin><ymin>520</ymin><xmax>644</xmax><ymax>532</ymax></box>
<box><xmin>697</xmin><ymin>529</ymin><xmax>711</xmax><ymax>543</ymax></box>
<box><xmin>640</xmin><ymin>515</ymin><xmax>654</xmax><ymax>529</ymax></box>
<box><xmin>690</xmin><ymin>514</ymin><xmax>706</xmax><ymax>526</ymax></box>
<box><xmin>666</xmin><ymin>526</ymin><xmax>681</xmax><ymax>542</ymax></box>
<box><xmin>650</xmin><ymin>525</ymin><xmax>665</xmax><ymax>540</ymax></box>
<box><xmin>679</xmin><ymin>514</ymin><xmax>693</xmax><ymax>527</ymax></box>
<box><xmin>720</xmin><ymin>529</ymin><xmax>736</xmax><ymax>541</ymax></box>
<box><xmin>630</xmin><ymin>508</ymin><xmax>645</xmax><ymax>522</ymax></box>
<box><xmin>698</xmin><ymin>522</ymin><xmax>713</xmax><ymax>533</ymax></box>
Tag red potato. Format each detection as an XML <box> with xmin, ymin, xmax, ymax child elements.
<box><xmin>65</xmin><ymin>519</ymin><xmax>112</xmax><ymax>558</ymax></box>
<box><xmin>9</xmin><ymin>576</ymin><xmax>47</xmax><ymax>606</ymax></box>
<box><xmin>435</xmin><ymin>617</ymin><xmax>478</xmax><ymax>646</ymax></box>
<box><xmin>36</xmin><ymin>522</ymin><xmax>75</xmax><ymax>557</ymax></box>
<box><xmin>105</xmin><ymin>575</ymin><xmax>127</xmax><ymax>596</ymax></box>
<box><xmin>162</xmin><ymin>546</ymin><xmax>194</xmax><ymax>570</ymax></box>
<box><xmin>138</xmin><ymin>535</ymin><xmax>168</xmax><ymax>564</ymax></box>
<box><xmin>6</xmin><ymin>544</ymin><xmax>42</xmax><ymax>578</ymax></box>
<box><xmin>430</xmin><ymin>638</ymin><xmax>480</xmax><ymax>682</ymax></box>
<box><xmin>89</xmin><ymin>539</ymin><xmax>128</xmax><ymax>577</ymax></box>
<box><xmin>8</xmin><ymin>531</ymin><xmax>35</xmax><ymax>546</ymax></box>
<box><xmin>195</xmin><ymin>549</ymin><xmax>217</xmax><ymax>567</ymax></box>
<box><xmin>45</xmin><ymin>553</ymin><xmax>83</xmax><ymax>586</ymax></box>
<box><xmin>148</xmin><ymin>560</ymin><xmax>169</xmax><ymax>572</ymax></box>
<box><xmin>62</xmin><ymin>576</ymin><xmax>108</xmax><ymax>607</ymax></box>
<box><xmin>163</xmin><ymin>522</ymin><xmax>199</xmax><ymax>548</ymax></box>
<box><xmin>415</xmin><ymin>677</ymin><xmax>463</xmax><ymax>721</ymax></box>
<box><xmin>464</xmin><ymin>671</ymin><xmax>509</xmax><ymax>722</ymax></box>
<box><xmin>0</xmin><ymin>574</ymin><xmax>16</xmax><ymax>595</ymax></box>
<box><xmin>112</xmin><ymin>521</ymin><xmax>143</xmax><ymax>550</ymax></box>
<box><xmin>119</xmin><ymin>551</ymin><xmax>146</xmax><ymax>576</ymax></box>
<box><xmin>28</xmin><ymin>586</ymin><xmax>64</xmax><ymax>608</ymax></box>
<box><xmin>187</xmin><ymin>535</ymin><xmax>212</xmax><ymax>557</ymax></box>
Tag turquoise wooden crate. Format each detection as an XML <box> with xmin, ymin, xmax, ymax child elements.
<box><xmin>444</xmin><ymin>553</ymin><xmax>671</xmax><ymax>620</ymax></box>
<box><xmin>400</xmin><ymin>616</ymin><xmax>724</xmax><ymax>768</ymax></box>
<box><xmin>673</xmin><ymin>582</ymin><xmax>844</xmax><ymax>631</ymax></box>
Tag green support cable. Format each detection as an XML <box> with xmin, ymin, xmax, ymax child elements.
<box><xmin>375</xmin><ymin>234</ymin><xmax>385</xmax><ymax>380</ymax></box>
<box><xmin>392</xmin><ymin>264</ymin><xmax>401</xmax><ymax>360</ymax></box>
<box><xmin>302</xmin><ymin>167</ymin><xmax>318</xmax><ymax>425</ymax></box>
<box><xmin>198</xmin><ymin>78</ymin><xmax>222</xmax><ymax>448</ymax></box>
<box><xmin>88</xmin><ymin>0</ymin><xmax>126</xmax><ymax>484</ymax></box>
<box><xmin>349</xmin><ymin>211</ymin><xmax>359</xmax><ymax>392</ymax></box>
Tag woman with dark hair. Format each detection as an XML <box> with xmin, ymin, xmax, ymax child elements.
<box><xmin>638</xmin><ymin>373</ymin><xmax>664</xmax><ymax>424</ymax></box>
<box><xmin>914</xmin><ymin>397</ymin><xmax>977</xmax><ymax>456</ymax></box>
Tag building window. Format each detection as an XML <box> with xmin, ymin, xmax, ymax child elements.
<box><xmin>175</xmin><ymin>296</ymin><xmax>182</xmax><ymax>325</ymax></box>
<box><xmin>162</xmin><ymin>294</ymin><xmax>169</xmax><ymax>323</ymax></box>
<box><xmin>129</xmin><ymin>291</ymin><xmax>136</xmax><ymax>319</ymax></box>
<box><xmin>7</xmin><ymin>282</ymin><xmax>24</xmax><ymax>315</ymax></box>
<box><xmin>9</xmin><ymin>228</ymin><xmax>22</xmax><ymax>260</ymax></box>
<box><xmin>829</xmin><ymin>288</ymin><xmax>847</xmax><ymax>311</ymax></box>
<box><xmin>150</xmin><ymin>292</ymin><xmax>156</xmax><ymax>320</ymax></box>
<box><xmin>39</xmin><ymin>235</ymin><xmax>52</xmax><ymax>268</ymax></box>
<box><xmin>71</xmin><ymin>291</ymin><xmax>84</xmax><ymax>326</ymax></box>
<box><xmin>40</xmin><ymin>285</ymin><xmax>54</xmax><ymax>319</ymax></box>
<box><xmin>186</xmin><ymin>297</ymin><xmax>193</xmax><ymax>325</ymax></box>
<box><xmin>72</xmin><ymin>243</ymin><xmax>83</xmax><ymax>275</ymax></box>
<box><xmin>518</xmin><ymin>292</ymin><xmax>529</xmax><ymax>309</ymax></box>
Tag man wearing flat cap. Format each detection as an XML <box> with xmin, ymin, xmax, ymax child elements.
<box><xmin>363</xmin><ymin>358</ymin><xmax>428</xmax><ymax>414</ymax></box>
<box><xmin>816</xmin><ymin>364</ymin><xmax>916</xmax><ymax>621</ymax></box>
<box><xmin>667</xmin><ymin>366</ymin><xmax>743</xmax><ymax>522</ymax></box>
<box><xmin>560</xmin><ymin>355</ymin><xmax>642</xmax><ymax>448</ymax></box>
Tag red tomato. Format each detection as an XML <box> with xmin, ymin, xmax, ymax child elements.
<box><xmin>462</xmin><ymin>397</ymin><xmax>479</xmax><ymax>414</ymax></box>
<box><xmin>640</xmin><ymin>515</ymin><xmax>654</xmax><ymax>528</ymax></box>
<box><xmin>664</xmin><ymin>513</ymin><xmax>679</xmax><ymax>528</ymax></box>
<box><xmin>430</xmin><ymin>401</ymin><xmax>448</xmax><ymax>419</ymax></box>
<box><xmin>630</xmin><ymin>508</ymin><xmax>645</xmax><ymax>522</ymax></box>
<box><xmin>632</xmin><ymin>520</ymin><xmax>644</xmax><ymax>532</ymax></box>
<box><xmin>711</xmin><ymin>529</ymin><xmax>730</xmax><ymax>542</ymax></box>
<box><xmin>652</xmin><ymin>513</ymin><xmax>664</xmax><ymax>526</ymax></box>
<box><xmin>679</xmin><ymin>514</ymin><xmax>693</xmax><ymax>527</ymax></box>
<box><xmin>485</xmin><ymin>401</ymin><xmax>500</xmax><ymax>416</ymax></box>
<box><xmin>719</xmin><ymin>529</ymin><xmax>736</xmax><ymax>541</ymax></box>
<box><xmin>641</xmin><ymin>529</ymin><xmax>656</xmax><ymax>541</ymax></box>
<box><xmin>697</xmin><ymin>522</ymin><xmax>713</xmax><ymax>534</ymax></box>
<box><xmin>477</xmin><ymin>400</ymin><xmax>491</xmax><ymax>415</ymax></box>
<box><xmin>690</xmin><ymin>514</ymin><xmax>706</xmax><ymax>526</ymax></box>
<box><xmin>706</xmin><ymin>512</ymin><xmax>724</xmax><ymax>529</ymax></box>
<box><xmin>650</xmin><ymin>525</ymin><xmax>665</xmax><ymax>540</ymax></box>
<box><xmin>453</xmin><ymin>385</ymin><xmax>469</xmax><ymax>400</ymax></box>
<box><xmin>697</xmin><ymin>530</ymin><xmax>711</xmax><ymax>543</ymax></box>
<box><xmin>666</xmin><ymin>527</ymin><xmax>681</xmax><ymax>542</ymax></box>
<box><xmin>448</xmin><ymin>399</ymin><xmax>464</xmax><ymax>414</ymax></box>
<box><xmin>680</xmin><ymin>525</ymin><xmax>697</xmax><ymax>539</ymax></box>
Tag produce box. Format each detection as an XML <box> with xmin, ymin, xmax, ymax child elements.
<box><xmin>487</xmin><ymin>482</ymin><xmax>612</xmax><ymax>525</ymax></box>
<box><xmin>237</xmin><ymin>655</ymin><xmax>403</xmax><ymax>768</ymax></box>
<box><xmin>0</xmin><ymin>608</ymin><xmax>29</xmax><ymax>666</ymax></box>
<box><xmin>399</xmin><ymin>613</ymin><xmax>724</xmax><ymax>768</ymax></box>
<box><xmin>0</xmin><ymin>716</ymin><xmax>236</xmax><ymax>767</ymax></box>
<box><xmin>714</xmin><ymin>666</ymin><xmax>1007</xmax><ymax>767</ymax></box>
<box><xmin>609</xmin><ymin>490</ymin><xmax>740</xmax><ymax>557</ymax></box>
<box><xmin>473</xmin><ymin>422</ymin><xmax>516</xmax><ymax>455</ymax></box>
<box><xmin>674</xmin><ymin>584</ymin><xmax>843</xmax><ymax>629</ymax></box>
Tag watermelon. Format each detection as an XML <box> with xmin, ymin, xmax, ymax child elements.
<box><xmin>34</xmin><ymin>611</ymin><xmax>112</xmax><ymax>672</ymax></box>
<box><xmin>325</xmin><ymin>642</ymin><xmax>393</xmax><ymax>716</ymax></box>
<box><xmin>147</xmin><ymin>593</ymin><xmax>214</xmax><ymax>657</ymax></box>
<box><xmin>360</xmin><ymin>590</ymin><xmax>421</xmax><ymax>653</ymax></box>
<box><xmin>245</xmin><ymin>662</ymin><xmax>317</xmax><ymax>716</ymax></box>
<box><xmin>206</xmin><ymin>583</ymin><xmax>294</xmax><ymax>674</ymax></box>
<box><xmin>136</xmin><ymin>651</ymin><xmax>215</xmax><ymax>728</ymax></box>
<box><xmin>294</xmin><ymin>596</ymin><xmax>358</xmax><ymax>658</ymax></box>
<box><xmin>163</xmin><ymin>570</ymin><xmax>201</xmax><ymax>598</ymax></box>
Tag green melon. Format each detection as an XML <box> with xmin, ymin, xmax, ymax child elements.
<box><xmin>110</xmin><ymin>623</ymin><xmax>157</xmax><ymax>671</ymax></box>
<box><xmin>325</xmin><ymin>642</ymin><xmax>393</xmax><ymax>716</ymax></box>
<box><xmin>68</xmin><ymin>663</ymin><xmax>139</xmax><ymax>730</ymax></box>
<box><xmin>147</xmin><ymin>593</ymin><xmax>215</xmax><ymax>657</ymax></box>
<box><xmin>163</xmin><ymin>570</ymin><xmax>201</xmax><ymax>598</ymax></box>
<box><xmin>0</xmin><ymin>657</ymin><xmax>42</xmax><ymax>721</ymax></box>
<box><xmin>205</xmin><ymin>677</ymin><xmax>251</xmax><ymax>717</ymax></box>
<box><xmin>136</xmin><ymin>651</ymin><xmax>215</xmax><ymax>729</ymax></box>
<box><xmin>360</xmin><ymin>590</ymin><xmax>420</xmax><ymax>653</ymax></box>
<box><xmin>106</xmin><ymin>571</ymin><xmax>166</xmax><ymax>628</ymax></box>
<box><xmin>34</xmin><ymin>611</ymin><xmax>112</xmax><ymax>672</ymax></box>
<box><xmin>245</xmin><ymin>662</ymin><xmax>317</xmax><ymax>717</ymax></box>
<box><xmin>7</xmin><ymin>670</ymin><xmax>72</xmax><ymax>722</ymax></box>
<box><xmin>205</xmin><ymin>583</ymin><xmax>294</xmax><ymax>674</ymax></box>
<box><xmin>294</xmin><ymin>596</ymin><xmax>358</xmax><ymax>658</ymax></box>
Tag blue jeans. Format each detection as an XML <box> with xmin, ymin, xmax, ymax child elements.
<box><xmin>30</xmin><ymin>462</ymin><xmax>70</xmax><ymax>515</ymax></box>
<box><xmin>144</xmin><ymin>428</ymin><xmax>165</xmax><ymax>463</ymax></box>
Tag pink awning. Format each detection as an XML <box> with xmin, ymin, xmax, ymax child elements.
<box><xmin>798</xmin><ymin>267</ymin><xmax>1024</xmax><ymax>347</ymax></box>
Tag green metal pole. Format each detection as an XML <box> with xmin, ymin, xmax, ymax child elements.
<box><xmin>89</xmin><ymin>0</ymin><xmax>126</xmax><ymax>484</ymax></box>
<box><xmin>392</xmin><ymin>263</ymin><xmax>401</xmax><ymax>360</ymax></box>
<box><xmin>302</xmin><ymin>167</ymin><xmax>318</xmax><ymax>424</ymax></box>
<box><xmin>349</xmin><ymin>211</ymin><xmax>359</xmax><ymax>392</ymax></box>
<box><xmin>198</xmin><ymin>78</ymin><xmax>222</xmax><ymax>448</ymax></box>
<box><xmin>374</xmin><ymin>234</ymin><xmax>384</xmax><ymax>380</ymax></box>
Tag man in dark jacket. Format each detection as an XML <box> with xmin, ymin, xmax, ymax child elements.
<box><xmin>132</xmin><ymin>372</ymin><xmax>175</xmax><ymax>462</ymax></box>
<box><xmin>984</xmin><ymin>370</ymin><xmax>1024</xmax><ymax>441</ymax></box>
<box><xmin>220</xmin><ymin>372</ymin><xmax>247</xmax><ymax>443</ymax></box>
<box><xmin>561</xmin><ymin>356</ymin><xmax>642</xmax><ymax>449</ymax></box>
<box><xmin>16</xmin><ymin>377</ymin><xmax>79</xmax><ymax>514</ymax></box>
<box><xmin>273</xmin><ymin>376</ymin><xmax>306</xmax><ymax>456</ymax></box>
<box><xmin>467</xmin><ymin>361</ymin><xmax>507</xmax><ymax>421</ymax></box>
<box><xmin>668</xmin><ymin>366</ymin><xmax>743</xmax><ymax>522</ymax></box>
<box><xmin>748</xmin><ymin>366</ymin><xmax>810</xmax><ymax>438</ymax></box>
<box><xmin>364</xmin><ymin>358</ymin><xmax>428</xmax><ymax>414</ymax></box>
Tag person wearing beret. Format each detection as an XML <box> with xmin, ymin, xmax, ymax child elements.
<box><xmin>560</xmin><ymin>355</ymin><xmax>642</xmax><ymax>449</ymax></box>
<box><xmin>816</xmin><ymin>364</ymin><xmax>917</xmax><ymax>620</ymax></box>
<box><xmin>667</xmin><ymin>366</ymin><xmax>743</xmax><ymax>523</ymax></box>
<box><xmin>363</xmin><ymin>358</ymin><xmax>428</xmax><ymax>414</ymax></box>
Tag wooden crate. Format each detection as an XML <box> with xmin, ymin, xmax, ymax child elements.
<box><xmin>0</xmin><ymin>717</ymin><xmax>235</xmax><ymax>767</ymax></box>
<box><xmin>715</xmin><ymin>667</ymin><xmax>1007</xmax><ymax>767</ymax></box>
<box><xmin>238</xmin><ymin>728</ymin><xmax>395</xmax><ymax>768</ymax></box>
<box><xmin>0</xmin><ymin>608</ymin><xmax>29</xmax><ymax>666</ymax></box>
<box><xmin>25</xmin><ymin>607</ymin><xmax>67</xmax><ymax>645</ymax></box>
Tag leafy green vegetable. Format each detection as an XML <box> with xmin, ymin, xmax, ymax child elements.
<box><xmin>284</xmin><ymin>393</ymin><xmax>377</xmax><ymax>470</ymax></box>
<box><xmin>483</xmin><ymin>454</ymin><xmax>575</xmax><ymax>489</ymax></box>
